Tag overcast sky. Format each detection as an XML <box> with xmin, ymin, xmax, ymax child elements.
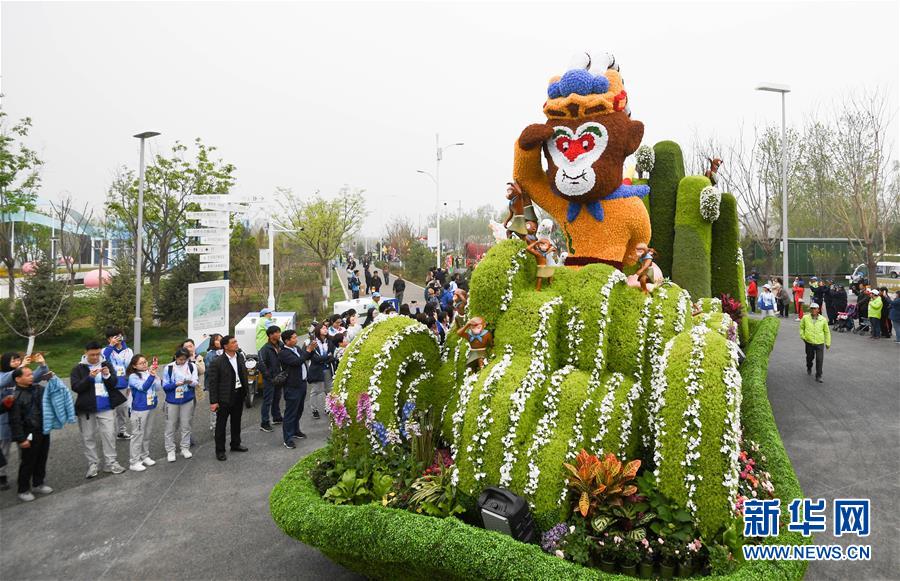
<box><xmin>2</xmin><ymin>1</ymin><xmax>898</xmax><ymax>236</ymax></box>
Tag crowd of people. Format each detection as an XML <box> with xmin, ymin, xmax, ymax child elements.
<box><xmin>745</xmin><ymin>271</ymin><xmax>900</xmax><ymax>384</ymax></box>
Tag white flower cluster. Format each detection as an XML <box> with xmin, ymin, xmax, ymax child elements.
<box><xmin>500</xmin><ymin>248</ymin><xmax>528</xmax><ymax>312</ymax></box>
<box><xmin>721</xmin><ymin>339</ymin><xmax>743</xmax><ymax>508</ymax></box>
<box><xmin>591</xmin><ymin>372</ymin><xmax>625</xmax><ymax>455</ymax></box>
<box><xmin>449</xmin><ymin>371</ymin><xmax>481</xmax><ymax>487</ymax></box>
<box><xmin>680</xmin><ymin>325</ymin><xmax>709</xmax><ymax>515</ymax></box>
<box><xmin>333</xmin><ymin>312</ymin><xmax>399</xmax><ymax>403</ymax></box>
<box><xmin>649</xmin><ymin>336</ymin><xmax>678</xmax><ymax>477</ymax></box>
<box><xmin>498</xmin><ymin>295</ymin><xmax>562</xmax><ymax>487</ymax></box>
<box><xmin>736</xmin><ymin>247</ymin><xmax>745</xmax><ymax>270</ymax></box>
<box><xmin>394</xmin><ymin>351</ymin><xmax>430</xmax><ymax>416</ymax></box>
<box><xmin>625</xmin><ymin>293</ymin><xmax>655</xmax><ymax>451</ymax></box>
<box><xmin>591</xmin><ymin>271</ymin><xmax>627</xmax><ymax>373</ymax></box>
<box><xmin>524</xmin><ymin>365</ymin><xmax>575</xmax><ymax>500</ymax></box>
<box><xmin>675</xmin><ymin>289</ymin><xmax>692</xmax><ymax>334</ymax></box>
<box><xmin>635</xmin><ymin>144</ymin><xmax>656</xmax><ymax>176</ymax></box>
<box><xmin>699</xmin><ymin>185</ymin><xmax>722</xmax><ymax>222</ymax></box>
<box><xmin>468</xmin><ymin>346</ymin><xmax>515</xmax><ymax>484</ymax></box>
<box><xmin>565</xmin><ymin>306</ymin><xmax>585</xmax><ymax>366</ymax></box>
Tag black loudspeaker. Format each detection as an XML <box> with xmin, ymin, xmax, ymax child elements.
<box><xmin>477</xmin><ymin>487</ymin><xmax>537</xmax><ymax>544</ymax></box>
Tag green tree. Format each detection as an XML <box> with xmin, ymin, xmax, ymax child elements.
<box><xmin>95</xmin><ymin>252</ymin><xmax>139</xmax><ymax>334</ymax></box>
<box><xmin>105</xmin><ymin>139</ymin><xmax>236</xmax><ymax>320</ymax></box>
<box><xmin>157</xmin><ymin>254</ymin><xmax>215</xmax><ymax>328</ymax></box>
<box><xmin>0</xmin><ymin>107</ymin><xmax>43</xmax><ymax>300</ymax></box>
<box><xmin>281</xmin><ymin>186</ymin><xmax>366</xmax><ymax>310</ymax></box>
<box><xmin>0</xmin><ymin>251</ymin><xmax>71</xmax><ymax>351</ymax></box>
<box><xmin>404</xmin><ymin>241</ymin><xmax>435</xmax><ymax>283</ymax></box>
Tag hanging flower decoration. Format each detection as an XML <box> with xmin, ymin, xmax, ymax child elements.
<box><xmin>468</xmin><ymin>345</ymin><xmax>515</xmax><ymax>484</ymax></box>
<box><xmin>721</xmin><ymin>338</ymin><xmax>743</xmax><ymax>512</ymax></box>
<box><xmin>524</xmin><ymin>365</ymin><xmax>575</xmax><ymax>500</ymax></box>
<box><xmin>625</xmin><ymin>291</ymin><xmax>657</xmax><ymax>451</ymax></box>
<box><xmin>500</xmin><ymin>248</ymin><xmax>528</xmax><ymax>312</ymax></box>
<box><xmin>591</xmin><ymin>372</ymin><xmax>625</xmax><ymax>455</ymax></box>
<box><xmin>680</xmin><ymin>325</ymin><xmax>709</xmax><ymax>515</ymax></box>
<box><xmin>699</xmin><ymin>185</ymin><xmax>721</xmax><ymax>222</ymax></box>
<box><xmin>498</xmin><ymin>295</ymin><xmax>562</xmax><ymax>487</ymax></box>
<box><xmin>565</xmin><ymin>306</ymin><xmax>585</xmax><ymax>366</ymax></box>
<box><xmin>635</xmin><ymin>144</ymin><xmax>655</xmax><ymax>177</ymax></box>
<box><xmin>649</xmin><ymin>335</ymin><xmax>678</xmax><ymax>476</ymax></box>
<box><xmin>449</xmin><ymin>371</ymin><xmax>482</xmax><ymax>486</ymax></box>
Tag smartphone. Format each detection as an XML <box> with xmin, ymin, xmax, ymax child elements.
<box><xmin>152</xmin><ymin>356</ymin><xmax>159</xmax><ymax>367</ymax></box>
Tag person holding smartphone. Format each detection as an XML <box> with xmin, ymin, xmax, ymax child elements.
<box><xmin>102</xmin><ymin>328</ymin><xmax>134</xmax><ymax>440</ymax></box>
<box><xmin>7</xmin><ymin>366</ymin><xmax>54</xmax><ymax>502</ymax></box>
<box><xmin>161</xmin><ymin>349</ymin><xmax>198</xmax><ymax>462</ymax></box>
<box><xmin>1</xmin><ymin>352</ymin><xmax>51</xmax><ymax>491</ymax></box>
<box><xmin>71</xmin><ymin>341</ymin><xmax>126</xmax><ymax>478</ymax></box>
<box><xmin>126</xmin><ymin>354</ymin><xmax>161</xmax><ymax>472</ymax></box>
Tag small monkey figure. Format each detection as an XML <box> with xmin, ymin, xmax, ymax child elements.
<box><xmin>457</xmin><ymin>316</ymin><xmax>493</xmax><ymax>372</ymax></box>
<box><xmin>526</xmin><ymin>237</ymin><xmax>558</xmax><ymax>291</ymax></box>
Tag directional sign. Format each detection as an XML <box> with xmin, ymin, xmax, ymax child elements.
<box><xmin>186</xmin><ymin>245</ymin><xmax>214</xmax><ymax>254</ymax></box>
<box><xmin>200</xmin><ymin>252</ymin><xmax>230</xmax><ymax>263</ymax></box>
<box><xmin>197</xmin><ymin>201</ymin><xmax>230</xmax><ymax>212</ymax></box>
<box><xmin>199</xmin><ymin>236</ymin><xmax>230</xmax><ymax>246</ymax></box>
<box><xmin>235</xmin><ymin>193</ymin><xmax>268</xmax><ymax>204</ymax></box>
<box><xmin>186</xmin><ymin>211</ymin><xmax>229</xmax><ymax>220</ymax></box>
<box><xmin>187</xmin><ymin>227</ymin><xmax>230</xmax><ymax>238</ymax></box>
<box><xmin>199</xmin><ymin>261</ymin><xmax>230</xmax><ymax>272</ymax></box>
<box><xmin>197</xmin><ymin>215</ymin><xmax>230</xmax><ymax>228</ymax></box>
<box><xmin>259</xmin><ymin>249</ymin><xmax>270</xmax><ymax>265</ymax></box>
<box><xmin>185</xmin><ymin>194</ymin><xmax>230</xmax><ymax>204</ymax></box>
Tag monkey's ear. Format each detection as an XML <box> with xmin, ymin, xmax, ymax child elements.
<box><xmin>624</xmin><ymin>119</ymin><xmax>644</xmax><ymax>156</ymax></box>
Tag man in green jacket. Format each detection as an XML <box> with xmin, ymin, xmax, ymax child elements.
<box><xmin>800</xmin><ymin>303</ymin><xmax>831</xmax><ymax>383</ymax></box>
<box><xmin>867</xmin><ymin>288</ymin><xmax>883</xmax><ymax>339</ymax></box>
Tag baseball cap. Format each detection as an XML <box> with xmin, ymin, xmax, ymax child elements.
<box><xmin>373</xmin><ymin>292</ymin><xmax>381</xmax><ymax>298</ymax></box>
<box><xmin>763</xmin><ymin>283</ymin><xmax>771</xmax><ymax>289</ymax></box>
<box><xmin>810</xmin><ymin>303</ymin><xmax>820</xmax><ymax>309</ymax></box>
<box><xmin>260</xmin><ymin>308</ymin><xmax>273</xmax><ymax>316</ymax></box>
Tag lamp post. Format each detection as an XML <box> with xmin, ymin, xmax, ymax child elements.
<box><xmin>755</xmin><ymin>83</ymin><xmax>790</xmax><ymax>289</ymax></box>
<box><xmin>418</xmin><ymin>133</ymin><xmax>463</xmax><ymax>269</ymax></box>
<box><xmin>132</xmin><ymin>131</ymin><xmax>160</xmax><ymax>353</ymax></box>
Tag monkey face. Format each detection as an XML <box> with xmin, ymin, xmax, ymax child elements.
<box><xmin>542</xmin><ymin>112</ymin><xmax>644</xmax><ymax>204</ymax></box>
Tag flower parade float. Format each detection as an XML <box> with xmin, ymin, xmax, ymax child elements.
<box><xmin>270</xmin><ymin>53</ymin><xmax>808</xmax><ymax>580</ymax></box>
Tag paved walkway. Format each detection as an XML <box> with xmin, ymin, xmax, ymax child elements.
<box><xmin>333</xmin><ymin>264</ymin><xmax>428</xmax><ymax>305</ymax></box>
<box><xmin>0</xmin><ymin>399</ymin><xmax>360</xmax><ymax>580</ymax></box>
<box><xmin>763</xmin><ymin>313</ymin><xmax>899</xmax><ymax>580</ymax></box>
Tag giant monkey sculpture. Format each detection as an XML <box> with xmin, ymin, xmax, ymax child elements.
<box><xmin>513</xmin><ymin>53</ymin><xmax>651</xmax><ymax>269</ymax></box>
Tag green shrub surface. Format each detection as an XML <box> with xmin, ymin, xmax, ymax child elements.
<box><xmin>711</xmin><ymin>193</ymin><xmax>749</xmax><ymax>344</ymax></box>
<box><xmin>270</xmin><ymin>316</ymin><xmax>807</xmax><ymax>580</ymax></box>
<box><xmin>467</xmin><ymin>238</ymin><xmax>535</xmax><ymax>327</ymax></box>
<box><xmin>648</xmin><ymin>141</ymin><xmax>685</xmax><ymax>278</ymax></box>
<box><xmin>672</xmin><ymin>176</ymin><xmax>713</xmax><ymax>299</ymax></box>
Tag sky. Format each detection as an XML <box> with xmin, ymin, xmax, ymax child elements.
<box><xmin>2</xmin><ymin>0</ymin><xmax>898</xmax><ymax>237</ymax></box>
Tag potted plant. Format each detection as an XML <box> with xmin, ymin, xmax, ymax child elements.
<box><xmin>657</xmin><ymin>537</ymin><xmax>678</xmax><ymax>579</ymax></box>
<box><xmin>618</xmin><ymin>539</ymin><xmax>642</xmax><ymax>577</ymax></box>
<box><xmin>638</xmin><ymin>538</ymin><xmax>657</xmax><ymax>579</ymax></box>
<box><xmin>594</xmin><ymin>533</ymin><xmax>621</xmax><ymax>573</ymax></box>
<box><xmin>678</xmin><ymin>539</ymin><xmax>703</xmax><ymax>577</ymax></box>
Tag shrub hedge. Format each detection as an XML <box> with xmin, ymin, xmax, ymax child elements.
<box><xmin>270</xmin><ymin>314</ymin><xmax>808</xmax><ymax>580</ymax></box>
<box><xmin>711</xmin><ymin>193</ymin><xmax>749</xmax><ymax>344</ymax></box>
<box><xmin>672</xmin><ymin>176</ymin><xmax>713</xmax><ymax>299</ymax></box>
<box><xmin>648</xmin><ymin>141</ymin><xmax>686</xmax><ymax>278</ymax></box>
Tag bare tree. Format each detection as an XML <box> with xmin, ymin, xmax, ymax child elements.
<box><xmin>383</xmin><ymin>216</ymin><xmax>417</xmax><ymax>261</ymax></box>
<box><xmin>49</xmin><ymin>193</ymin><xmax>94</xmax><ymax>284</ymax></box>
<box><xmin>280</xmin><ymin>186</ymin><xmax>366</xmax><ymax>310</ymax></box>
<box><xmin>813</xmin><ymin>90</ymin><xmax>898</xmax><ymax>280</ymax></box>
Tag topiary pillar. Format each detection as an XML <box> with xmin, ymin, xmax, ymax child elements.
<box><xmin>649</xmin><ymin>325</ymin><xmax>742</xmax><ymax>539</ymax></box>
<box><xmin>711</xmin><ymin>193</ymin><xmax>749</xmax><ymax>344</ymax></box>
<box><xmin>672</xmin><ymin>176</ymin><xmax>713</xmax><ymax>299</ymax></box>
<box><xmin>647</xmin><ymin>141</ymin><xmax>686</xmax><ymax>278</ymax></box>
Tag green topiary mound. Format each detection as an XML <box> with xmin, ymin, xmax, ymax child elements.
<box><xmin>329</xmin><ymin>239</ymin><xmax>746</xmax><ymax>535</ymax></box>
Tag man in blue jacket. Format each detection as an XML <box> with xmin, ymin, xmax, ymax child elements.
<box><xmin>102</xmin><ymin>327</ymin><xmax>133</xmax><ymax>440</ymax></box>
<box><xmin>277</xmin><ymin>330</ymin><xmax>313</xmax><ymax>448</ymax></box>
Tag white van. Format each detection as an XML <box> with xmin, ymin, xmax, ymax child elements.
<box><xmin>846</xmin><ymin>262</ymin><xmax>900</xmax><ymax>283</ymax></box>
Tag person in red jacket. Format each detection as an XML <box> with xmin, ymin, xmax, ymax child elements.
<box><xmin>792</xmin><ymin>277</ymin><xmax>805</xmax><ymax>321</ymax></box>
<box><xmin>746</xmin><ymin>279</ymin><xmax>758</xmax><ymax>313</ymax></box>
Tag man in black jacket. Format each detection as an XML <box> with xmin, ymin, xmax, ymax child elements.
<box><xmin>277</xmin><ymin>330</ymin><xmax>313</xmax><ymax>448</ymax></box>
<box><xmin>257</xmin><ymin>325</ymin><xmax>283</xmax><ymax>433</ymax></box>
<box><xmin>393</xmin><ymin>276</ymin><xmax>406</xmax><ymax>306</ymax></box>
<box><xmin>207</xmin><ymin>335</ymin><xmax>249</xmax><ymax>461</ymax></box>
<box><xmin>8</xmin><ymin>367</ymin><xmax>54</xmax><ymax>502</ymax></box>
<box><xmin>71</xmin><ymin>341</ymin><xmax>126</xmax><ymax>478</ymax></box>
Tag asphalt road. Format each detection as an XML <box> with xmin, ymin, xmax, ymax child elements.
<box><xmin>763</xmin><ymin>313</ymin><xmax>899</xmax><ymax>580</ymax></box>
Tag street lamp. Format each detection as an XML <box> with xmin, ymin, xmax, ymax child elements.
<box><xmin>418</xmin><ymin>133</ymin><xmax>463</xmax><ymax>269</ymax></box>
<box><xmin>132</xmin><ymin>130</ymin><xmax>160</xmax><ymax>353</ymax></box>
<box><xmin>755</xmin><ymin>83</ymin><xmax>790</xmax><ymax>289</ymax></box>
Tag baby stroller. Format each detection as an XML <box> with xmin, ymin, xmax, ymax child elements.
<box><xmin>852</xmin><ymin>306</ymin><xmax>871</xmax><ymax>336</ymax></box>
<box><xmin>834</xmin><ymin>304</ymin><xmax>856</xmax><ymax>332</ymax></box>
